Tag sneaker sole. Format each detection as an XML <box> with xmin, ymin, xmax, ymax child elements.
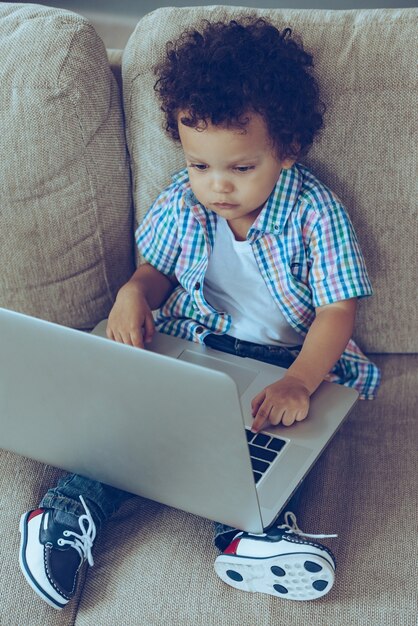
<box><xmin>214</xmin><ymin>551</ymin><xmax>335</xmax><ymax>601</ymax></box>
<box><xmin>19</xmin><ymin>512</ymin><xmax>67</xmax><ymax>610</ymax></box>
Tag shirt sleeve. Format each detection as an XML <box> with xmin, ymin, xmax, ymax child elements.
<box><xmin>307</xmin><ymin>201</ymin><xmax>373</xmax><ymax>307</ymax></box>
<box><xmin>135</xmin><ymin>184</ymin><xmax>183</xmax><ymax>276</ymax></box>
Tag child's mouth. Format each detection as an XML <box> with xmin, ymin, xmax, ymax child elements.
<box><xmin>213</xmin><ymin>202</ymin><xmax>238</xmax><ymax>209</ymax></box>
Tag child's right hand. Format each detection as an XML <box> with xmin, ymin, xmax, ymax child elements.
<box><xmin>106</xmin><ymin>281</ymin><xmax>155</xmax><ymax>349</ymax></box>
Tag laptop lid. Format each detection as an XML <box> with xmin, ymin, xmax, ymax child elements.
<box><xmin>0</xmin><ymin>308</ymin><xmax>358</xmax><ymax>533</ymax></box>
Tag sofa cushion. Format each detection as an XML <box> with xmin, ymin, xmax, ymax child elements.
<box><xmin>0</xmin><ymin>3</ymin><xmax>134</xmax><ymax>330</ymax></box>
<box><xmin>122</xmin><ymin>7</ymin><xmax>418</xmax><ymax>353</ymax></box>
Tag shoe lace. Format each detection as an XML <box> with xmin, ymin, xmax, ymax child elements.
<box><xmin>278</xmin><ymin>511</ymin><xmax>338</xmax><ymax>539</ymax></box>
<box><xmin>56</xmin><ymin>495</ymin><xmax>96</xmax><ymax>566</ymax></box>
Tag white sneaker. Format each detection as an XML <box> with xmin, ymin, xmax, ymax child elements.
<box><xmin>214</xmin><ymin>512</ymin><xmax>336</xmax><ymax>601</ymax></box>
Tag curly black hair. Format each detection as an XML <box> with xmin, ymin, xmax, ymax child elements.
<box><xmin>154</xmin><ymin>17</ymin><xmax>325</xmax><ymax>160</ymax></box>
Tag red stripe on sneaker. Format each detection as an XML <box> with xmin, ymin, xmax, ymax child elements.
<box><xmin>223</xmin><ymin>537</ymin><xmax>241</xmax><ymax>556</ymax></box>
<box><xmin>28</xmin><ymin>509</ymin><xmax>44</xmax><ymax>522</ymax></box>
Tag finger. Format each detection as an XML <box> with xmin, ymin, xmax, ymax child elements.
<box><xmin>282</xmin><ymin>410</ymin><xmax>297</xmax><ymax>427</ymax></box>
<box><xmin>251</xmin><ymin>401</ymin><xmax>272</xmax><ymax>433</ymax></box>
<box><xmin>106</xmin><ymin>326</ymin><xmax>115</xmax><ymax>341</ymax></box>
<box><xmin>117</xmin><ymin>332</ymin><xmax>133</xmax><ymax>346</ymax></box>
<box><xmin>251</xmin><ymin>391</ymin><xmax>265</xmax><ymax>417</ymax></box>
<box><xmin>112</xmin><ymin>331</ymin><xmax>124</xmax><ymax>344</ymax></box>
<box><xmin>143</xmin><ymin>314</ymin><xmax>155</xmax><ymax>344</ymax></box>
<box><xmin>130</xmin><ymin>329</ymin><xmax>145</xmax><ymax>349</ymax></box>
<box><xmin>268</xmin><ymin>406</ymin><xmax>286</xmax><ymax>427</ymax></box>
<box><xmin>295</xmin><ymin>408</ymin><xmax>309</xmax><ymax>422</ymax></box>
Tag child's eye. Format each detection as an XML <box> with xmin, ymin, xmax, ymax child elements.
<box><xmin>234</xmin><ymin>166</ymin><xmax>255</xmax><ymax>173</ymax></box>
<box><xmin>189</xmin><ymin>163</ymin><xmax>208</xmax><ymax>171</ymax></box>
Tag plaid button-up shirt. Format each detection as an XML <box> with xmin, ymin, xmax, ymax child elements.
<box><xmin>136</xmin><ymin>164</ymin><xmax>380</xmax><ymax>399</ymax></box>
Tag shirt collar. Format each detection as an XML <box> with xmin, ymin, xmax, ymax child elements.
<box><xmin>171</xmin><ymin>169</ymin><xmax>197</xmax><ymax>209</ymax></box>
<box><xmin>173</xmin><ymin>165</ymin><xmax>302</xmax><ymax>235</ymax></box>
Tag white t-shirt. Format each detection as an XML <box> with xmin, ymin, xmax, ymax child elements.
<box><xmin>203</xmin><ymin>217</ymin><xmax>302</xmax><ymax>346</ymax></box>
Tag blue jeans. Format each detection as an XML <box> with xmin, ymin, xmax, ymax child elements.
<box><xmin>40</xmin><ymin>334</ymin><xmax>302</xmax><ymax>550</ymax></box>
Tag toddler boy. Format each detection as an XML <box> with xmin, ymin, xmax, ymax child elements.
<box><xmin>19</xmin><ymin>17</ymin><xmax>380</xmax><ymax>609</ymax></box>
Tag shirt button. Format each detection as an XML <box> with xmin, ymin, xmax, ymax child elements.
<box><xmin>194</xmin><ymin>281</ymin><xmax>200</xmax><ymax>290</ymax></box>
<box><xmin>196</xmin><ymin>326</ymin><xmax>204</xmax><ymax>334</ymax></box>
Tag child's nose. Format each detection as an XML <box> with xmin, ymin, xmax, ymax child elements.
<box><xmin>212</xmin><ymin>175</ymin><xmax>233</xmax><ymax>193</ymax></box>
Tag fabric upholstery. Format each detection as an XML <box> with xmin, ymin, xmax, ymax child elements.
<box><xmin>122</xmin><ymin>6</ymin><xmax>418</xmax><ymax>353</ymax></box>
<box><xmin>0</xmin><ymin>3</ymin><xmax>134</xmax><ymax>330</ymax></box>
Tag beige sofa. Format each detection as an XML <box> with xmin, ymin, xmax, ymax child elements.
<box><xmin>0</xmin><ymin>4</ymin><xmax>417</xmax><ymax>625</ymax></box>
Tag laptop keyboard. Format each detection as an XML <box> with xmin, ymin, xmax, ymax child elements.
<box><xmin>245</xmin><ymin>428</ymin><xmax>287</xmax><ymax>484</ymax></box>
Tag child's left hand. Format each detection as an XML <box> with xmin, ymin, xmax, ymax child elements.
<box><xmin>251</xmin><ymin>375</ymin><xmax>310</xmax><ymax>432</ymax></box>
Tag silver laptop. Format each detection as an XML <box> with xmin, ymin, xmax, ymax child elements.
<box><xmin>0</xmin><ymin>307</ymin><xmax>358</xmax><ymax>533</ymax></box>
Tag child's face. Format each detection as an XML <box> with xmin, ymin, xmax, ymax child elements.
<box><xmin>178</xmin><ymin>112</ymin><xmax>295</xmax><ymax>237</ymax></box>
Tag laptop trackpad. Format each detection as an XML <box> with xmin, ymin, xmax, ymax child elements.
<box><xmin>177</xmin><ymin>350</ymin><xmax>258</xmax><ymax>396</ymax></box>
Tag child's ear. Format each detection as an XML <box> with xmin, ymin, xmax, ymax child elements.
<box><xmin>282</xmin><ymin>156</ymin><xmax>297</xmax><ymax>169</ymax></box>
<box><xmin>281</xmin><ymin>141</ymin><xmax>301</xmax><ymax>168</ymax></box>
